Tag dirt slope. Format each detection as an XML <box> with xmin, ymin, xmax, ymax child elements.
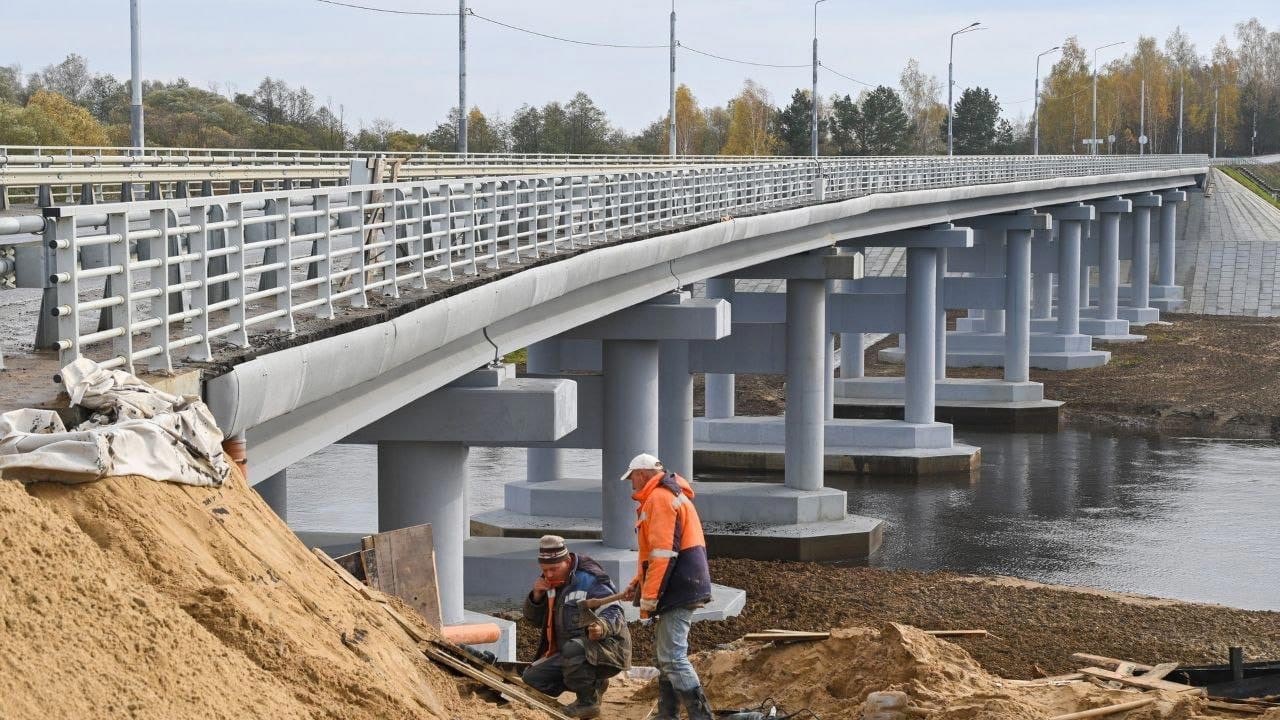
<box><xmin>0</xmin><ymin>468</ymin><xmax>533</xmax><ymax>720</ymax></box>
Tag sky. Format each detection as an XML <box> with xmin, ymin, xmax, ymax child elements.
<box><xmin>5</xmin><ymin>0</ymin><xmax>1269</xmax><ymax>134</ymax></box>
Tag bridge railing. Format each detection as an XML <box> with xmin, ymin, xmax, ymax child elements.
<box><xmin>41</xmin><ymin>154</ymin><xmax>1207</xmax><ymax>374</ymax></box>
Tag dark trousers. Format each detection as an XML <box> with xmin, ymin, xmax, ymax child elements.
<box><xmin>522</xmin><ymin>638</ymin><xmax>619</xmax><ymax>697</ymax></box>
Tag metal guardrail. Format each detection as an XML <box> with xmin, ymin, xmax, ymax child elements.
<box><xmin>42</xmin><ymin>154</ymin><xmax>1207</xmax><ymax>374</ymax></box>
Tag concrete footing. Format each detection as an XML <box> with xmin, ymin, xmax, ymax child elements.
<box><xmin>462</xmin><ymin>537</ymin><xmax>747</xmax><ymax>621</ymax></box>
<box><xmin>879</xmin><ymin>332</ymin><xmax>1110</xmax><ymax>370</ymax></box>
<box><xmin>832</xmin><ymin>377</ymin><xmax>1062</xmax><ymax>431</ymax></box>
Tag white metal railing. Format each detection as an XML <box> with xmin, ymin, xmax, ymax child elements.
<box><xmin>43</xmin><ymin>154</ymin><xmax>1207</xmax><ymax>374</ymax></box>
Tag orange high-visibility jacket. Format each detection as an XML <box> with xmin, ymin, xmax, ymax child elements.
<box><xmin>630</xmin><ymin>472</ymin><xmax>712</xmax><ymax>616</ymax></box>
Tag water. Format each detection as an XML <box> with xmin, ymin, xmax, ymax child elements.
<box><xmin>287</xmin><ymin>430</ymin><xmax>1280</xmax><ymax>612</ymax></box>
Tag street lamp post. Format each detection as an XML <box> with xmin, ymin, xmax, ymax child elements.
<box><xmin>1091</xmin><ymin>41</ymin><xmax>1125</xmax><ymax>156</ymax></box>
<box><xmin>1033</xmin><ymin>45</ymin><xmax>1060</xmax><ymax>155</ymax></box>
<box><xmin>669</xmin><ymin>0</ymin><xmax>677</xmax><ymax>156</ymax></box>
<box><xmin>811</xmin><ymin>0</ymin><xmax>828</xmax><ymax>157</ymax></box>
<box><xmin>1139</xmin><ymin>53</ymin><xmax>1146</xmax><ymax>155</ymax></box>
<box><xmin>129</xmin><ymin>0</ymin><xmax>143</xmax><ymax>149</ymax></box>
<box><xmin>948</xmin><ymin>21</ymin><xmax>983</xmax><ymax>156</ymax></box>
<box><xmin>1178</xmin><ymin>70</ymin><xmax>1185</xmax><ymax>154</ymax></box>
<box><xmin>1212</xmin><ymin>82</ymin><xmax>1219</xmax><ymax>158</ymax></box>
<box><xmin>458</xmin><ymin>0</ymin><xmax>467</xmax><ymax>156</ymax></box>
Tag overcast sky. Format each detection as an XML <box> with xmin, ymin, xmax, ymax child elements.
<box><xmin>6</xmin><ymin>1</ymin><xmax>1268</xmax><ymax>134</ymax></box>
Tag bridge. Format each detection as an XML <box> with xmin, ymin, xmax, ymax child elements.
<box><xmin>0</xmin><ymin>150</ymin><xmax>1211</xmax><ymax>659</ymax></box>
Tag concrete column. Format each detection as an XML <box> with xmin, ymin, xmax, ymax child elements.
<box><xmin>838</xmin><ymin>263</ymin><xmax>864</xmax><ymax>379</ymax></box>
<box><xmin>255</xmin><ymin>469</ymin><xmax>288</xmax><ymax>520</ymax></box>
<box><xmin>378</xmin><ymin>442</ymin><xmax>469</xmax><ymax>625</ymax></box>
<box><xmin>904</xmin><ymin>247</ymin><xmax>937</xmax><ymax>424</ymax></box>
<box><xmin>824</xmin><ymin>332</ymin><xmax>836</xmax><ymax>420</ymax></box>
<box><xmin>1032</xmin><ymin>272</ymin><xmax>1053</xmax><ymax>319</ymax></box>
<box><xmin>1158</xmin><ymin>200</ymin><xmax>1177</xmax><ymax>287</ymax></box>
<box><xmin>1005</xmin><ymin>229</ymin><xmax>1032</xmax><ymax>383</ymax></box>
<box><xmin>704</xmin><ymin>277</ymin><xmax>735</xmax><ymax>419</ymax></box>
<box><xmin>982</xmin><ymin>231</ymin><xmax>1005</xmax><ymax>333</ymax></box>
<box><xmin>659</xmin><ymin>340</ymin><xmax>694</xmax><ymax>479</ymax></box>
<box><xmin>935</xmin><ymin>248</ymin><xmax>948</xmax><ymax>381</ymax></box>
<box><xmin>1057</xmin><ymin>220</ymin><xmax>1082</xmax><ymax>336</ymax></box>
<box><xmin>784</xmin><ymin>278</ymin><xmax>826</xmax><ymax>491</ymax></box>
<box><xmin>1132</xmin><ymin>205</ymin><xmax>1153</xmax><ymax>309</ymax></box>
<box><xmin>602</xmin><ymin>339</ymin><xmax>658</xmax><ymax>549</ymax></box>
<box><xmin>1098</xmin><ymin>212</ymin><xmax>1121</xmax><ymax>321</ymax></box>
<box><xmin>525</xmin><ymin>340</ymin><xmax>562</xmax><ymax>483</ymax></box>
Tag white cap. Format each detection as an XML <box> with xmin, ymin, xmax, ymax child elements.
<box><xmin>620</xmin><ymin>453</ymin><xmax>663</xmax><ymax>481</ymax></box>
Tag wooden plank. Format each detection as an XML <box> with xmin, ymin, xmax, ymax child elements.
<box><xmin>379</xmin><ymin>601</ymin><xmax>430</xmax><ymax>644</ymax></box>
<box><xmin>1206</xmin><ymin>700</ymin><xmax>1267</xmax><ymax>715</ymax></box>
<box><xmin>312</xmin><ymin>548</ymin><xmax>374</xmax><ymax>600</ymax></box>
<box><xmin>1047</xmin><ymin>697</ymin><xmax>1155</xmax><ymax>720</ymax></box>
<box><xmin>744</xmin><ymin>632</ymin><xmax>830</xmax><ymax>642</ymax></box>
<box><xmin>1071</xmin><ymin>654</ymin><xmax>1153</xmax><ymax>672</ymax></box>
<box><xmin>368</xmin><ymin>524</ymin><xmax>443</xmax><ymax>630</ymax></box>
<box><xmin>1140</xmin><ymin>662</ymin><xmax>1180</xmax><ymax>681</ymax></box>
<box><xmin>1079</xmin><ymin>667</ymin><xmax>1205</xmax><ymax>695</ymax></box>
<box><xmin>1005</xmin><ymin>673</ymin><xmax>1087</xmax><ymax>686</ymax></box>
<box><xmin>331</xmin><ymin>549</ymin><xmax>366</xmax><ymax>582</ymax></box>
<box><xmin>423</xmin><ymin>644</ymin><xmax>572</xmax><ymax>720</ymax></box>
<box><xmin>1114</xmin><ymin>662</ymin><xmax>1138</xmax><ymax>676</ymax></box>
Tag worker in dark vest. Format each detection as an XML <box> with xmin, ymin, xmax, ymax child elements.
<box><xmin>621</xmin><ymin>453</ymin><xmax>714</xmax><ymax>720</ymax></box>
<box><xmin>522</xmin><ymin>535</ymin><xmax>631</xmax><ymax>719</ymax></box>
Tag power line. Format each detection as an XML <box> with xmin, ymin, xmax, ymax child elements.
<box><xmin>469</xmin><ymin>11</ymin><xmax>667</xmax><ymax>49</ymax></box>
<box><xmin>314</xmin><ymin>0</ymin><xmax>456</xmax><ymax>16</ymax></box>
<box><xmin>679</xmin><ymin>43</ymin><xmax>809</xmax><ymax>69</ymax></box>
<box><xmin>819</xmin><ymin>62</ymin><xmax>876</xmax><ymax>89</ymax></box>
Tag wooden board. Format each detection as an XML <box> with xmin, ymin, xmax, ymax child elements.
<box><xmin>367</xmin><ymin>524</ymin><xmax>443</xmax><ymax>630</ymax></box>
<box><xmin>312</xmin><ymin>548</ymin><xmax>374</xmax><ymax>600</ymax></box>
<box><xmin>1047</xmin><ymin>697</ymin><xmax>1155</xmax><ymax>720</ymax></box>
<box><xmin>1205</xmin><ymin>700</ymin><xmax>1266</xmax><ymax>715</ymax></box>
<box><xmin>1079</xmin><ymin>667</ymin><xmax>1205</xmax><ymax>695</ymax></box>
<box><xmin>1142</xmin><ymin>662</ymin><xmax>1180</xmax><ymax>681</ymax></box>
<box><xmin>1071</xmin><ymin>653</ymin><xmax>1154</xmax><ymax>672</ymax></box>
<box><xmin>423</xmin><ymin>643</ymin><xmax>571</xmax><ymax>720</ymax></box>
<box><xmin>331</xmin><ymin>550</ymin><xmax>366</xmax><ymax>582</ymax></box>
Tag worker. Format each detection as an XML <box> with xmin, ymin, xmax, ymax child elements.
<box><xmin>522</xmin><ymin>535</ymin><xmax>632</xmax><ymax>719</ymax></box>
<box><xmin>621</xmin><ymin>453</ymin><xmax>714</xmax><ymax>720</ymax></box>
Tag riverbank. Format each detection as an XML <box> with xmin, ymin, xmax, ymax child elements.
<box><xmin>695</xmin><ymin>313</ymin><xmax>1280</xmax><ymax>439</ymax></box>
<box><xmin>514</xmin><ymin>560</ymin><xmax>1280</xmax><ymax>680</ymax></box>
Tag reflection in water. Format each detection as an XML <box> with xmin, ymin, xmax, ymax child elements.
<box><xmin>288</xmin><ymin>430</ymin><xmax>1280</xmax><ymax>611</ymax></box>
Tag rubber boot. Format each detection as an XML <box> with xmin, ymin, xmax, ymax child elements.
<box><xmin>677</xmin><ymin>685</ymin><xmax>715</xmax><ymax>720</ymax></box>
<box><xmin>653</xmin><ymin>677</ymin><xmax>680</xmax><ymax>720</ymax></box>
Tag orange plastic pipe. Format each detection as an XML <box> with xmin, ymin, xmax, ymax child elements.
<box><xmin>442</xmin><ymin>623</ymin><xmax>501</xmax><ymax>645</ymax></box>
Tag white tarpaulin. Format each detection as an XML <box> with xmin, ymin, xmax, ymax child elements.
<box><xmin>0</xmin><ymin>359</ymin><xmax>230</xmax><ymax>486</ymax></box>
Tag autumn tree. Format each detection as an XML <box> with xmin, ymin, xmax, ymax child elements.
<box><xmin>899</xmin><ymin>58</ymin><xmax>946</xmax><ymax>154</ymax></box>
<box><xmin>721</xmin><ymin>80</ymin><xmax>779</xmax><ymax>156</ymax></box>
<box><xmin>661</xmin><ymin>84</ymin><xmax>708</xmax><ymax>155</ymax></box>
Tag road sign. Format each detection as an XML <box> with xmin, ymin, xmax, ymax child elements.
<box><xmin>1082</xmin><ymin>139</ymin><xmax>1104</xmax><ymax>145</ymax></box>
<box><xmin>1139</xmin><ymin>135</ymin><xmax>1148</xmax><ymax>145</ymax></box>
<box><xmin>1107</xmin><ymin>134</ymin><xmax>1116</xmax><ymax>143</ymax></box>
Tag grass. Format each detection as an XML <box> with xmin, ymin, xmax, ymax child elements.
<box><xmin>1222</xmin><ymin>165</ymin><xmax>1280</xmax><ymax>210</ymax></box>
<box><xmin>502</xmin><ymin>347</ymin><xmax>528</xmax><ymax>366</ymax></box>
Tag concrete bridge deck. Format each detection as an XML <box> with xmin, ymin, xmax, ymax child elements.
<box><xmin>1182</xmin><ymin>168</ymin><xmax>1280</xmax><ymax>316</ymax></box>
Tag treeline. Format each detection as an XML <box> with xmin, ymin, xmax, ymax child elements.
<box><xmin>1</xmin><ymin>17</ymin><xmax>1275</xmax><ymax>156</ymax></box>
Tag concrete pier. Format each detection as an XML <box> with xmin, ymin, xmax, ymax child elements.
<box><xmin>785</xmin><ymin>278</ymin><xmax>826</xmax><ymax>490</ymax></box>
<box><xmin>255</xmin><ymin>469</ymin><xmax>288</xmax><ymax>520</ymax></box>
<box><xmin>601</xmin><ymin>340</ymin><xmax>657</xmax><ymax>550</ymax></box>
<box><xmin>1152</xmin><ymin>189</ymin><xmax>1188</xmax><ymax>311</ymax></box>
<box><xmin>1123</xmin><ymin>193</ymin><xmax>1163</xmax><ymax>325</ymax></box>
<box><xmin>659</xmin><ymin>340</ymin><xmax>695</xmax><ymax>478</ymax></box>
<box><xmin>905</xmin><ymin>247</ymin><xmax>937</xmax><ymax>424</ymax></box>
<box><xmin>704</xmin><ymin>277</ymin><xmax>736</xmax><ymax>419</ymax></box>
<box><xmin>1080</xmin><ymin>197</ymin><xmax>1143</xmax><ymax>343</ymax></box>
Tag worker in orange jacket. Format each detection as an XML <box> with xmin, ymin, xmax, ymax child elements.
<box><xmin>621</xmin><ymin>453</ymin><xmax>713</xmax><ymax>720</ymax></box>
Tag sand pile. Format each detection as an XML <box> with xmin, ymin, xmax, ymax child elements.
<box><xmin>603</xmin><ymin>623</ymin><xmax>1268</xmax><ymax>719</ymax></box>
<box><xmin>0</xmin><ymin>468</ymin><xmax>536</xmax><ymax>720</ymax></box>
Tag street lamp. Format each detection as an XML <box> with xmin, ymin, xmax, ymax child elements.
<box><xmin>1032</xmin><ymin>45</ymin><xmax>1060</xmax><ymax>155</ymax></box>
<box><xmin>811</xmin><ymin>0</ymin><xmax>828</xmax><ymax>157</ymax></box>
<box><xmin>1091</xmin><ymin>41</ymin><xmax>1125</xmax><ymax>156</ymax></box>
<box><xmin>669</xmin><ymin>0</ymin><xmax>677</xmax><ymax>156</ymax></box>
<box><xmin>947</xmin><ymin>21</ymin><xmax>983</xmax><ymax>156</ymax></box>
<box><xmin>1138</xmin><ymin>53</ymin><xmax>1147</xmax><ymax>155</ymax></box>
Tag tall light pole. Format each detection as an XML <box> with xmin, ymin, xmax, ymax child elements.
<box><xmin>1212</xmin><ymin>81</ymin><xmax>1219</xmax><ymax>159</ymax></box>
<box><xmin>458</xmin><ymin>0</ymin><xmax>467</xmax><ymax>156</ymax></box>
<box><xmin>668</xmin><ymin>0</ymin><xmax>677</xmax><ymax>156</ymax></box>
<box><xmin>1138</xmin><ymin>52</ymin><xmax>1146</xmax><ymax>155</ymax></box>
<box><xmin>1091</xmin><ymin>41</ymin><xmax>1125</xmax><ymax>156</ymax></box>
<box><xmin>129</xmin><ymin>0</ymin><xmax>143</xmax><ymax>149</ymax></box>
<box><xmin>947</xmin><ymin>21</ymin><xmax>982</xmax><ymax>156</ymax></box>
<box><xmin>811</xmin><ymin>0</ymin><xmax>828</xmax><ymax>157</ymax></box>
<box><xmin>1177</xmin><ymin>68</ymin><xmax>1185</xmax><ymax>154</ymax></box>
<box><xmin>1032</xmin><ymin>45</ymin><xmax>1060</xmax><ymax>155</ymax></box>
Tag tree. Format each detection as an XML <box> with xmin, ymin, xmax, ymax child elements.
<box><xmin>662</xmin><ymin>84</ymin><xmax>708</xmax><ymax>155</ymax></box>
<box><xmin>828</xmin><ymin>94</ymin><xmax>861</xmax><ymax>155</ymax></box>
<box><xmin>1038</xmin><ymin>37</ymin><xmax>1091</xmax><ymax>153</ymax></box>
<box><xmin>32</xmin><ymin>54</ymin><xmax>92</xmax><ymax>103</ymax></box>
<box><xmin>721</xmin><ymin>79</ymin><xmax>779</xmax><ymax>156</ymax></box>
<box><xmin>944</xmin><ymin>87</ymin><xmax>1003</xmax><ymax>154</ymax></box>
<box><xmin>775</xmin><ymin>89</ymin><xmax>817</xmax><ymax>156</ymax></box>
<box><xmin>701</xmin><ymin>105</ymin><xmax>730</xmax><ymax>154</ymax></box>
<box><xmin>508</xmin><ymin>105</ymin><xmax>543</xmax><ymax>153</ymax></box>
<box><xmin>1</xmin><ymin>64</ymin><xmax>24</xmax><ymax>105</ymax></box>
<box><xmin>25</xmin><ymin>90</ymin><xmax>110</xmax><ymax>145</ymax></box>
<box><xmin>899</xmin><ymin>58</ymin><xmax>946</xmax><ymax>154</ymax></box>
<box><xmin>858</xmin><ymin>86</ymin><xmax>910</xmax><ymax>155</ymax></box>
<box><xmin>564</xmin><ymin>92</ymin><xmax>611</xmax><ymax>153</ymax></box>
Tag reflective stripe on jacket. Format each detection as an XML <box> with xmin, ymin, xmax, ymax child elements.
<box><xmin>631</xmin><ymin>472</ymin><xmax>712</xmax><ymax>616</ymax></box>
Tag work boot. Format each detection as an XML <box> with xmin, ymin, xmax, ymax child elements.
<box><xmin>563</xmin><ymin>685</ymin><xmax>602</xmax><ymax>719</ymax></box>
<box><xmin>654</xmin><ymin>677</ymin><xmax>680</xmax><ymax>719</ymax></box>
<box><xmin>677</xmin><ymin>685</ymin><xmax>715</xmax><ymax>720</ymax></box>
